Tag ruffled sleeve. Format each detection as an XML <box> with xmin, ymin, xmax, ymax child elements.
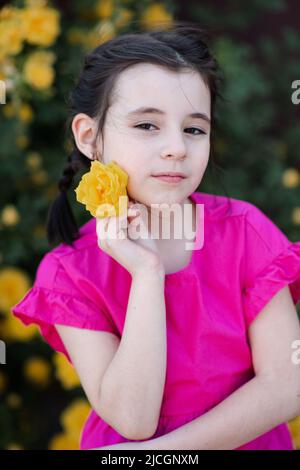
<box><xmin>11</xmin><ymin>252</ymin><xmax>119</xmax><ymax>363</ymax></box>
<box><xmin>242</xmin><ymin>203</ymin><xmax>300</xmax><ymax>328</ymax></box>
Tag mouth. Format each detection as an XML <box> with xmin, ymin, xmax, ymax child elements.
<box><xmin>151</xmin><ymin>172</ymin><xmax>187</xmax><ymax>184</ymax></box>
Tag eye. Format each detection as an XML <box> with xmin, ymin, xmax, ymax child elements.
<box><xmin>134</xmin><ymin>123</ymin><xmax>206</xmax><ymax>135</ymax></box>
<box><xmin>185</xmin><ymin>127</ymin><xmax>206</xmax><ymax>135</ymax></box>
<box><xmin>135</xmin><ymin>123</ymin><xmax>157</xmax><ymax>131</ymax></box>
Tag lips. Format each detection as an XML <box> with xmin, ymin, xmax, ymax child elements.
<box><xmin>152</xmin><ymin>172</ymin><xmax>187</xmax><ymax>178</ymax></box>
<box><xmin>151</xmin><ymin>174</ymin><xmax>186</xmax><ymax>183</ymax></box>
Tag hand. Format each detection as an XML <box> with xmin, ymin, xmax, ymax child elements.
<box><xmin>96</xmin><ymin>198</ymin><xmax>165</xmax><ymax>278</ymax></box>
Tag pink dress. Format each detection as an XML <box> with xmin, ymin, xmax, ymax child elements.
<box><xmin>11</xmin><ymin>191</ymin><xmax>300</xmax><ymax>450</ymax></box>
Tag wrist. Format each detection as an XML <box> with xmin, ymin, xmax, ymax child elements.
<box><xmin>132</xmin><ymin>266</ymin><xmax>165</xmax><ymax>282</ymax></box>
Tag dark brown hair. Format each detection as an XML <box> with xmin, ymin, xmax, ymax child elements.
<box><xmin>46</xmin><ymin>21</ymin><xmax>228</xmax><ymax>247</ymax></box>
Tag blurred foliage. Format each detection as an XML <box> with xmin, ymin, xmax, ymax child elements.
<box><xmin>0</xmin><ymin>0</ymin><xmax>299</xmax><ymax>450</ymax></box>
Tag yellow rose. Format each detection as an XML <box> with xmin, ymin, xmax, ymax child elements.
<box><xmin>0</xmin><ymin>8</ymin><xmax>25</xmax><ymax>58</ymax></box>
<box><xmin>26</xmin><ymin>151</ymin><xmax>42</xmax><ymax>170</ymax></box>
<box><xmin>94</xmin><ymin>0</ymin><xmax>115</xmax><ymax>19</ymax></box>
<box><xmin>140</xmin><ymin>3</ymin><xmax>173</xmax><ymax>31</ymax></box>
<box><xmin>291</xmin><ymin>207</ymin><xmax>300</xmax><ymax>225</ymax></box>
<box><xmin>288</xmin><ymin>415</ymin><xmax>300</xmax><ymax>449</ymax></box>
<box><xmin>53</xmin><ymin>352</ymin><xmax>80</xmax><ymax>389</ymax></box>
<box><xmin>18</xmin><ymin>103</ymin><xmax>34</xmax><ymax>123</ymax></box>
<box><xmin>0</xmin><ymin>267</ymin><xmax>31</xmax><ymax>313</ymax></box>
<box><xmin>60</xmin><ymin>398</ymin><xmax>91</xmax><ymax>442</ymax></box>
<box><xmin>74</xmin><ymin>160</ymin><xmax>129</xmax><ymax>218</ymax></box>
<box><xmin>48</xmin><ymin>432</ymin><xmax>79</xmax><ymax>450</ymax></box>
<box><xmin>115</xmin><ymin>8</ymin><xmax>134</xmax><ymax>29</ymax></box>
<box><xmin>3</xmin><ymin>315</ymin><xmax>38</xmax><ymax>341</ymax></box>
<box><xmin>282</xmin><ymin>168</ymin><xmax>300</xmax><ymax>188</ymax></box>
<box><xmin>85</xmin><ymin>21</ymin><xmax>116</xmax><ymax>49</ymax></box>
<box><xmin>21</xmin><ymin>6</ymin><xmax>60</xmax><ymax>47</ymax></box>
<box><xmin>23</xmin><ymin>356</ymin><xmax>52</xmax><ymax>387</ymax></box>
<box><xmin>23</xmin><ymin>51</ymin><xmax>55</xmax><ymax>90</ymax></box>
<box><xmin>1</xmin><ymin>204</ymin><xmax>20</xmax><ymax>226</ymax></box>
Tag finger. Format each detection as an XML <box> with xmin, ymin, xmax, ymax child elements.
<box><xmin>96</xmin><ymin>217</ymin><xmax>110</xmax><ymax>240</ymax></box>
<box><xmin>107</xmin><ymin>214</ymin><xmax>128</xmax><ymax>240</ymax></box>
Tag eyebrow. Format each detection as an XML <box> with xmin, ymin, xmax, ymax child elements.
<box><xmin>126</xmin><ymin>106</ymin><xmax>211</xmax><ymax>124</ymax></box>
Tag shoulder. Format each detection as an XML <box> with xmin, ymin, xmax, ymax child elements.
<box><xmin>35</xmin><ymin>216</ymin><xmax>123</xmax><ymax>295</ymax></box>
<box><xmin>193</xmin><ymin>191</ymin><xmax>291</xmax><ymax>260</ymax></box>
<box><xmin>194</xmin><ymin>191</ymin><xmax>289</xmax><ymax>242</ymax></box>
<box><xmin>192</xmin><ymin>191</ymin><xmax>273</xmax><ymax>223</ymax></box>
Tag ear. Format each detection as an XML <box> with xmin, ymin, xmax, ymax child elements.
<box><xmin>71</xmin><ymin>113</ymin><xmax>103</xmax><ymax>161</ymax></box>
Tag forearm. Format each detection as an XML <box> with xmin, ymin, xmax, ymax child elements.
<box><xmin>142</xmin><ymin>375</ymin><xmax>299</xmax><ymax>450</ymax></box>
<box><xmin>100</xmin><ymin>268</ymin><xmax>167</xmax><ymax>438</ymax></box>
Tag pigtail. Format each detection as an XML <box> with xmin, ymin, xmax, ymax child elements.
<box><xmin>46</xmin><ymin>148</ymin><xmax>89</xmax><ymax>248</ymax></box>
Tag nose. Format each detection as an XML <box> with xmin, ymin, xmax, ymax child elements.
<box><xmin>160</xmin><ymin>131</ymin><xmax>186</xmax><ymax>161</ymax></box>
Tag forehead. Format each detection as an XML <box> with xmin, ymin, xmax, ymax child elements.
<box><xmin>112</xmin><ymin>63</ymin><xmax>211</xmax><ymax>116</ymax></box>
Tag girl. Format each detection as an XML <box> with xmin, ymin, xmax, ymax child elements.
<box><xmin>12</xmin><ymin>22</ymin><xmax>300</xmax><ymax>450</ymax></box>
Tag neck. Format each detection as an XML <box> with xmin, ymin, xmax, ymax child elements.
<box><xmin>145</xmin><ymin>196</ymin><xmax>196</xmax><ymax>242</ymax></box>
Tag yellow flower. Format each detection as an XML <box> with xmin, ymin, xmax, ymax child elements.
<box><xmin>26</xmin><ymin>151</ymin><xmax>42</xmax><ymax>170</ymax></box>
<box><xmin>60</xmin><ymin>398</ymin><xmax>91</xmax><ymax>441</ymax></box>
<box><xmin>85</xmin><ymin>21</ymin><xmax>116</xmax><ymax>49</ymax></box>
<box><xmin>140</xmin><ymin>3</ymin><xmax>173</xmax><ymax>31</ymax></box>
<box><xmin>19</xmin><ymin>103</ymin><xmax>34</xmax><ymax>123</ymax></box>
<box><xmin>0</xmin><ymin>267</ymin><xmax>31</xmax><ymax>313</ymax></box>
<box><xmin>23</xmin><ymin>51</ymin><xmax>55</xmax><ymax>90</ymax></box>
<box><xmin>48</xmin><ymin>432</ymin><xmax>79</xmax><ymax>450</ymax></box>
<box><xmin>282</xmin><ymin>168</ymin><xmax>300</xmax><ymax>188</ymax></box>
<box><xmin>21</xmin><ymin>5</ymin><xmax>60</xmax><ymax>47</ymax></box>
<box><xmin>0</xmin><ymin>8</ymin><xmax>25</xmax><ymax>59</ymax></box>
<box><xmin>115</xmin><ymin>8</ymin><xmax>134</xmax><ymax>29</ymax></box>
<box><xmin>26</xmin><ymin>0</ymin><xmax>47</xmax><ymax>7</ymax></box>
<box><xmin>0</xmin><ymin>5</ymin><xmax>17</xmax><ymax>21</ymax></box>
<box><xmin>24</xmin><ymin>356</ymin><xmax>52</xmax><ymax>387</ymax></box>
<box><xmin>74</xmin><ymin>160</ymin><xmax>129</xmax><ymax>218</ymax></box>
<box><xmin>53</xmin><ymin>352</ymin><xmax>80</xmax><ymax>389</ymax></box>
<box><xmin>1</xmin><ymin>205</ymin><xmax>20</xmax><ymax>226</ymax></box>
<box><xmin>291</xmin><ymin>207</ymin><xmax>300</xmax><ymax>225</ymax></box>
<box><xmin>3</xmin><ymin>315</ymin><xmax>39</xmax><ymax>341</ymax></box>
<box><xmin>288</xmin><ymin>415</ymin><xmax>300</xmax><ymax>449</ymax></box>
<box><xmin>95</xmin><ymin>0</ymin><xmax>115</xmax><ymax>19</ymax></box>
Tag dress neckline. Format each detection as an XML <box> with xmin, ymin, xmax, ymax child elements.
<box><xmin>165</xmin><ymin>191</ymin><xmax>204</xmax><ymax>281</ymax></box>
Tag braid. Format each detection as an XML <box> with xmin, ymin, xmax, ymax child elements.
<box><xmin>47</xmin><ymin>148</ymin><xmax>90</xmax><ymax>247</ymax></box>
<box><xmin>58</xmin><ymin>148</ymin><xmax>89</xmax><ymax>193</ymax></box>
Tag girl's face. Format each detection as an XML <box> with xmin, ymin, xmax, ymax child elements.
<box><xmin>97</xmin><ymin>63</ymin><xmax>211</xmax><ymax>209</ymax></box>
